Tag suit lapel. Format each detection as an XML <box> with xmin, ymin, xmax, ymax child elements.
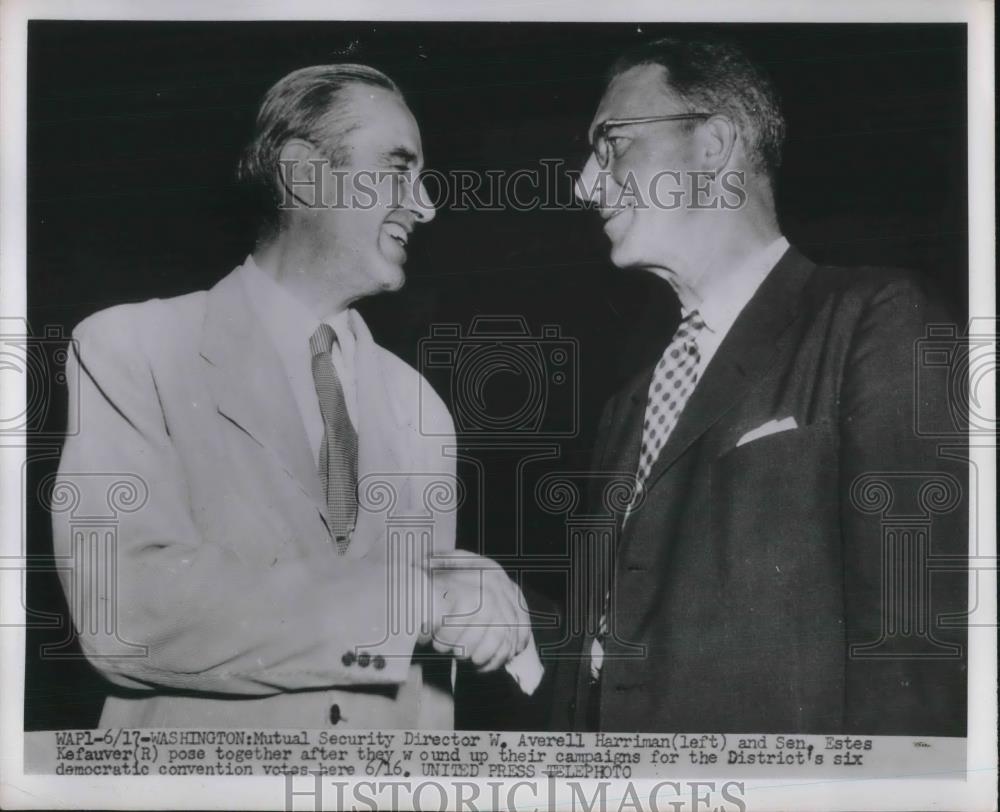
<box><xmin>351</xmin><ymin>311</ymin><xmax>405</xmax><ymax>473</ymax></box>
<box><xmin>603</xmin><ymin>368</ymin><xmax>653</xmax><ymax>480</ymax></box>
<box><xmin>344</xmin><ymin>311</ymin><xmax>408</xmax><ymax>557</ymax></box>
<box><xmin>199</xmin><ymin>268</ymin><xmax>327</xmax><ymax>523</ymax></box>
<box><xmin>639</xmin><ymin>247</ymin><xmax>815</xmax><ymax>492</ymax></box>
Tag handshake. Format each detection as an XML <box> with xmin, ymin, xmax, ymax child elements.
<box><xmin>416</xmin><ymin>550</ymin><xmax>542</xmax><ymax>692</ymax></box>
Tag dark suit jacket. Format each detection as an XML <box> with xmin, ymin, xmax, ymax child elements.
<box><xmin>549</xmin><ymin>246</ymin><xmax>967</xmax><ymax>736</ymax></box>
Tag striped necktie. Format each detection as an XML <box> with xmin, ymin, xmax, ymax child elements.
<box><xmin>310</xmin><ymin>323</ymin><xmax>358</xmax><ymax>553</ymax></box>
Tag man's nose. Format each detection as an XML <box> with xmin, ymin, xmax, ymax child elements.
<box><xmin>407</xmin><ymin>175</ymin><xmax>436</xmax><ymax>223</ymax></box>
<box><xmin>575</xmin><ymin>153</ymin><xmax>604</xmax><ymax>205</ymax></box>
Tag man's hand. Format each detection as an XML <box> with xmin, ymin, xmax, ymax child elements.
<box><xmin>419</xmin><ymin>551</ymin><xmax>532</xmax><ymax>672</ymax></box>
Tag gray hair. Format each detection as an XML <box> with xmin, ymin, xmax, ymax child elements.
<box><xmin>237</xmin><ymin>64</ymin><xmax>402</xmax><ymax>234</ymax></box>
<box><xmin>610</xmin><ymin>36</ymin><xmax>786</xmax><ymax>183</ymax></box>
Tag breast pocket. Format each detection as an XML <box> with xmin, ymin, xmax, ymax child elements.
<box><xmin>720</xmin><ymin>416</ymin><xmax>837</xmax><ymax>460</ymax></box>
<box><xmin>712</xmin><ymin>420</ymin><xmax>838</xmax><ymax>559</ymax></box>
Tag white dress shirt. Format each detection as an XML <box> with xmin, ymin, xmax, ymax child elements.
<box><xmin>684</xmin><ymin>235</ymin><xmax>790</xmax><ymax>380</ymax></box>
<box><xmin>239</xmin><ymin>256</ymin><xmax>358</xmax><ymax>464</ymax></box>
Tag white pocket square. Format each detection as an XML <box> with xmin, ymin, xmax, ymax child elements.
<box><xmin>736</xmin><ymin>416</ymin><xmax>799</xmax><ymax>447</ymax></box>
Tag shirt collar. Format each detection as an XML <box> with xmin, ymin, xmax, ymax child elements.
<box><xmin>684</xmin><ymin>236</ymin><xmax>790</xmax><ymax>334</ymax></box>
<box><xmin>239</xmin><ymin>254</ymin><xmax>356</xmax><ymax>363</ymax></box>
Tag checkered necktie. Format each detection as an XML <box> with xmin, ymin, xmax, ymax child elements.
<box><xmin>632</xmin><ymin>310</ymin><xmax>707</xmax><ymax>499</ymax></box>
<box><xmin>591</xmin><ymin>311</ymin><xmax>707</xmax><ymax>680</ymax></box>
<box><xmin>310</xmin><ymin>324</ymin><xmax>358</xmax><ymax>553</ymax></box>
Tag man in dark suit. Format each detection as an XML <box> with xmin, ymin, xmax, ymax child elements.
<box><xmin>550</xmin><ymin>37</ymin><xmax>967</xmax><ymax>735</ymax></box>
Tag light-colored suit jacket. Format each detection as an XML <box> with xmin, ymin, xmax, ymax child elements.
<box><xmin>53</xmin><ymin>264</ymin><xmax>458</xmax><ymax>729</ymax></box>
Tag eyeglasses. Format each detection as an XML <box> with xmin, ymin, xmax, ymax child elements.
<box><xmin>590</xmin><ymin>113</ymin><xmax>712</xmax><ymax>168</ymax></box>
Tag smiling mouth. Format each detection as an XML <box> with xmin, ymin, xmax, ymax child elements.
<box><xmin>383</xmin><ymin>223</ymin><xmax>410</xmax><ymax>249</ymax></box>
<box><xmin>602</xmin><ymin>198</ymin><xmax>637</xmax><ymax>219</ymax></box>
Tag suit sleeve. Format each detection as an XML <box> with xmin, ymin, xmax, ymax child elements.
<box><xmin>53</xmin><ymin>312</ymin><xmax>422</xmax><ymax>696</ymax></box>
<box><xmin>838</xmin><ymin>277</ymin><xmax>967</xmax><ymax>736</ymax></box>
<box><xmin>416</xmin><ymin>373</ymin><xmax>459</xmax><ymax>560</ymax></box>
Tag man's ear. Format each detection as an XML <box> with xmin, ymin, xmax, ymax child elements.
<box><xmin>696</xmin><ymin>114</ymin><xmax>739</xmax><ymax>173</ymax></box>
<box><xmin>275</xmin><ymin>138</ymin><xmax>321</xmax><ymax>209</ymax></box>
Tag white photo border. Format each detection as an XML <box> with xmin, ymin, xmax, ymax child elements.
<box><xmin>1</xmin><ymin>1</ymin><xmax>994</xmax><ymax>810</ymax></box>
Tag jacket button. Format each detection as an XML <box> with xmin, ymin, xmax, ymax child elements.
<box><xmin>341</xmin><ymin>651</ymin><xmax>355</xmax><ymax>667</ymax></box>
<box><xmin>373</xmin><ymin>655</ymin><xmax>386</xmax><ymax>670</ymax></box>
<box><xmin>329</xmin><ymin>704</ymin><xmax>341</xmax><ymax>725</ymax></box>
<box><xmin>357</xmin><ymin>652</ymin><xmax>371</xmax><ymax>668</ymax></box>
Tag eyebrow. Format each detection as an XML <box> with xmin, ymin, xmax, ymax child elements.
<box><xmin>379</xmin><ymin>147</ymin><xmax>419</xmax><ymax>166</ymax></box>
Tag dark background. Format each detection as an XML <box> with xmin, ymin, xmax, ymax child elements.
<box><xmin>25</xmin><ymin>21</ymin><xmax>967</xmax><ymax>731</ymax></box>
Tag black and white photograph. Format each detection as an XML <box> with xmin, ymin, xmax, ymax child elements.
<box><xmin>1</xmin><ymin>1</ymin><xmax>995</xmax><ymax>810</ymax></box>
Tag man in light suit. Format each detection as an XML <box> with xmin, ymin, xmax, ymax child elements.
<box><xmin>53</xmin><ymin>64</ymin><xmax>532</xmax><ymax>729</ymax></box>
<box><xmin>550</xmin><ymin>37</ymin><xmax>967</xmax><ymax>735</ymax></box>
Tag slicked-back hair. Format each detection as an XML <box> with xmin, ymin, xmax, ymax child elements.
<box><xmin>237</xmin><ymin>64</ymin><xmax>402</xmax><ymax>236</ymax></box>
<box><xmin>610</xmin><ymin>36</ymin><xmax>786</xmax><ymax>182</ymax></box>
